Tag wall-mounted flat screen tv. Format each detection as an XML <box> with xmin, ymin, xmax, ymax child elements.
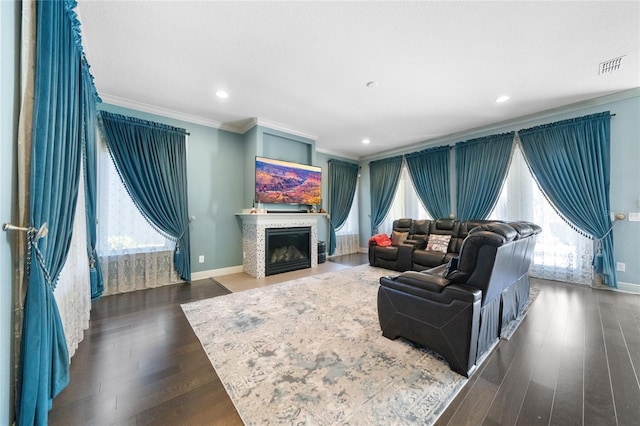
<box><xmin>255</xmin><ymin>156</ymin><xmax>322</xmax><ymax>205</ymax></box>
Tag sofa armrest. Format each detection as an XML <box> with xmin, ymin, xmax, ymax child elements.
<box><xmin>396</xmin><ymin>244</ymin><xmax>415</xmax><ymax>271</ymax></box>
<box><xmin>404</xmin><ymin>239</ymin><xmax>427</xmax><ymax>250</ymax></box>
<box><xmin>391</xmin><ymin>270</ymin><xmax>449</xmax><ymax>292</ymax></box>
<box><xmin>424</xmin><ymin>263</ymin><xmax>448</xmax><ymax>276</ymax></box>
<box><xmin>380</xmin><ymin>272</ymin><xmax>481</xmax><ymax>304</ymax></box>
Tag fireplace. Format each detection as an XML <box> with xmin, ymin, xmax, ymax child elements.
<box><xmin>265</xmin><ymin>227</ymin><xmax>311</xmax><ymax>276</ymax></box>
<box><xmin>237</xmin><ymin>212</ymin><xmax>323</xmax><ymax>278</ymax></box>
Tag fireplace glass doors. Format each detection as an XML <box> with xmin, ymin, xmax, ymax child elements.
<box><xmin>265</xmin><ymin>227</ymin><xmax>311</xmax><ymax>276</ymax></box>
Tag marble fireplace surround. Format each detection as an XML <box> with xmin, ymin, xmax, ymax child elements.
<box><xmin>236</xmin><ymin>213</ymin><xmax>326</xmax><ymax>278</ymax></box>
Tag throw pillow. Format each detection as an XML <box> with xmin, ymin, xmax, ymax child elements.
<box><xmin>426</xmin><ymin>234</ymin><xmax>451</xmax><ymax>253</ymax></box>
<box><xmin>391</xmin><ymin>231</ymin><xmax>409</xmax><ymax>246</ymax></box>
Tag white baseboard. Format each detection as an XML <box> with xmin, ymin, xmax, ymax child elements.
<box><xmin>616</xmin><ymin>281</ymin><xmax>640</xmax><ymax>294</ymax></box>
<box><xmin>359</xmin><ymin>247</ymin><xmax>368</xmax><ymax>254</ymax></box>
<box><xmin>191</xmin><ymin>265</ymin><xmax>244</xmax><ymax>281</ymax></box>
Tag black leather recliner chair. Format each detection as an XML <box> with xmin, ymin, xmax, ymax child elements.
<box><xmin>377</xmin><ymin>221</ymin><xmax>541</xmax><ymax>377</ymax></box>
<box><xmin>367</xmin><ymin>218</ymin><xmax>414</xmax><ymax>271</ymax></box>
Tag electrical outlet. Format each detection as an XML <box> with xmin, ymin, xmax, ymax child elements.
<box><xmin>616</xmin><ymin>262</ymin><xmax>625</xmax><ymax>272</ymax></box>
<box><xmin>198</xmin><ymin>255</ymin><xmax>205</xmax><ymax>263</ymax></box>
<box><xmin>629</xmin><ymin>212</ymin><xmax>640</xmax><ymax>222</ymax></box>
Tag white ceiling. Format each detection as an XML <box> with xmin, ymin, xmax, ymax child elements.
<box><xmin>77</xmin><ymin>1</ymin><xmax>640</xmax><ymax>160</ymax></box>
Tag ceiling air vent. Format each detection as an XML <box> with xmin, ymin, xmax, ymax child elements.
<box><xmin>599</xmin><ymin>55</ymin><xmax>625</xmax><ymax>75</ymax></box>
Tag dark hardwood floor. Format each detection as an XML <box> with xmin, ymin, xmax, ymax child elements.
<box><xmin>50</xmin><ymin>254</ymin><xmax>640</xmax><ymax>425</ymax></box>
<box><xmin>436</xmin><ymin>278</ymin><xmax>640</xmax><ymax>426</ymax></box>
<box><xmin>49</xmin><ymin>278</ymin><xmax>243</xmax><ymax>426</ymax></box>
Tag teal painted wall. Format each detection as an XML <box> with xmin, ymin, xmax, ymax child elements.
<box><xmin>0</xmin><ymin>1</ymin><xmax>19</xmax><ymax>422</ymax></box>
<box><xmin>98</xmin><ymin>104</ymin><xmax>246</xmax><ymax>274</ymax></box>
<box><xmin>358</xmin><ymin>90</ymin><xmax>640</xmax><ymax>287</ymax></box>
<box><xmin>246</xmin><ymin>126</ymin><xmax>317</xmax><ymax>212</ymax></box>
<box><xmin>243</xmin><ymin>126</ymin><xmax>258</xmax><ymax>209</ymax></box>
<box><xmin>263</xmin><ymin>130</ymin><xmax>312</xmax><ymax>164</ymax></box>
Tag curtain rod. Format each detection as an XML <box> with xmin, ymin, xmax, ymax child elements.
<box><xmin>3</xmin><ymin>223</ymin><xmax>29</xmax><ymax>232</ymax></box>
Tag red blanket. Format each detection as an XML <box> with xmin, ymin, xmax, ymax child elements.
<box><xmin>369</xmin><ymin>233</ymin><xmax>392</xmax><ymax>247</ymax></box>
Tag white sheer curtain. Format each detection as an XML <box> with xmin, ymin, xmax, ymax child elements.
<box><xmin>334</xmin><ymin>182</ymin><xmax>360</xmax><ymax>255</ymax></box>
<box><xmin>97</xmin><ymin>135</ymin><xmax>180</xmax><ymax>295</ymax></box>
<box><xmin>55</xmin><ymin>163</ymin><xmax>91</xmax><ymax>359</ymax></box>
<box><xmin>489</xmin><ymin>143</ymin><xmax>593</xmax><ymax>285</ymax></box>
<box><xmin>379</xmin><ymin>163</ymin><xmax>433</xmax><ymax>235</ymax></box>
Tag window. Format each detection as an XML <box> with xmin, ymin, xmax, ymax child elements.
<box><xmin>332</xmin><ymin>182</ymin><xmax>360</xmax><ymax>255</ymax></box>
<box><xmin>336</xmin><ymin>182</ymin><xmax>359</xmax><ymax>236</ymax></box>
<box><xmin>379</xmin><ymin>163</ymin><xmax>432</xmax><ymax>235</ymax></box>
<box><xmin>97</xmin><ymin>137</ymin><xmax>173</xmax><ymax>254</ymax></box>
<box><xmin>96</xmin><ymin>134</ymin><xmax>180</xmax><ymax>295</ymax></box>
<box><xmin>489</xmin><ymin>143</ymin><xmax>593</xmax><ymax>285</ymax></box>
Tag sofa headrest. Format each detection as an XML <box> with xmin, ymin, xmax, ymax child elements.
<box><xmin>507</xmin><ymin>222</ymin><xmax>532</xmax><ymax>238</ymax></box>
<box><xmin>464</xmin><ymin>229</ymin><xmax>508</xmax><ymax>247</ymax></box>
<box><xmin>527</xmin><ymin>222</ymin><xmax>542</xmax><ymax>235</ymax></box>
<box><xmin>393</xmin><ymin>218</ymin><xmax>413</xmax><ymax>232</ymax></box>
<box><xmin>435</xmin><ymin>218</ymin><xmax>455</xmax><ymax>231</ymax></box>
<box><xmin>469</xmin><ymin>222</ymin><xmax>518</xmax><ymax>242</ymax></box>
<box><xmin>411</xmin><ymin>219</ymin><xmax>431</xmax><ymax>236</ymax></box>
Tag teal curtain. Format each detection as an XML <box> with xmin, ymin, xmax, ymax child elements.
<box><xmin>81</xmin><ymin>59</ymin><xmax>104</xmax><ymax>299</ymax></box>
<box><xmin>18</xmin><ymin>0</ymin><xmax>95</xmax><ymax>423</ymax></box>
<box><xmin>519</xmin><ymin>112</ymin><xmax>616</xmax><ymax>287</ymax></box>
<box><xmin>328</xmin><ymin>160</ymin><xmax>359</xmax><ymax>255</ymax></box>
<box><xmin>405</xmin><ymin>146</ymin><xmax>451</xmax><ymax>219</ymax></box>
<box><xmin>369</xmin><ymin>156</ymin><xmax>403</xmax><ymax>234</ymax></box>
<box><xmin>98</xmin><ymin>111</ymin><xmax>192</xmax><ymax>281</ymax></box>
<box><xmin>455</xmin><ymin>132</ymin><xmax>514</xmax><ymax>220</ymax></box>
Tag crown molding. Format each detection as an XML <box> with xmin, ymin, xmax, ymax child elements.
<box><xmin>99</xmin><ymin>94</ymin><xmax>322</xmax><ymax>140</ymax></box>
<box><xmin>253</xmin><ymin>118</ymin><xmax>317</xmax><ymax>141</ymax></box>
<box><xmin>315</xmin><ymin>147</ymin><xmax>360</xmax><ymax>162</ymax></box>
<box><xmin>99</xmin><ymin>93</ymin><xmax>245</xmax><ymax>133</ymax></box>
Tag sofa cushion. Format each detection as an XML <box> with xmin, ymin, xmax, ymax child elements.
<box><xmin>375</xmin><ymin>246</ymin><xmax>399</xmax><ymax>261</ymax></box>
<box><xmin>412</xmin><ymin>249</ymin><xmax>447</xmax><ymax>268</ymax></box>
<box><xmin>391</xmin><ymin>230</ymin><xmax>409</xmax><ymax>246</ymax></box>
<box><xmin>426</xmin><ymin>234</ymin><xmax>451</xmax><ymax>252</ymax></box>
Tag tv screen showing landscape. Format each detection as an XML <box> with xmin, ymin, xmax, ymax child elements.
<box><xmin>255</xmin><ymin>157</ymin><xmax>322</xmax><ymax>205</ymax></box>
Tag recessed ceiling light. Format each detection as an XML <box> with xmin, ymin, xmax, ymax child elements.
<box><xmin>495</xmin><ymin>95</ymin><xmax>510</xmax><ymax>103</ymax></box>
<box><xmin>216</xmin><ymin>90</ymin><xmax>229</xmax><ymax>99</ymax></box>
<box><xmin>366</xmin><ymin>81</ymin><xmax>378</xmax><ymax>88</ymax></box>
<box><xmin>362</xmin><ymin>139</ymin><xmax>371</xmax><ymax>144</ymax></box>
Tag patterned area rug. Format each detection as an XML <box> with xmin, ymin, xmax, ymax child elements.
<box><xmin>182</xmin><ymin>265</ymin><xmax>468</xmax><ymax>425</ymax></box>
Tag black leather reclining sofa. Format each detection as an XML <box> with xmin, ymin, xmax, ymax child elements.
<box><xmin>369</xmin><ymin>218</ymin><xmax>495</xmax><ymax>272</ymax></box>
<box><xmin>376</xmin><ymin>221</ymin><xmax>541</xmax><ymax>377</ymax></box>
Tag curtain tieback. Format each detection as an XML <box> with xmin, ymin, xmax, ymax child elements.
<box><xmin>174</xmin><ymin>221</ymin><xmax>191</xmax><ymax>253</ymax></box>
<box><xmin>595</xmin><ymin>226</ymin><xmax>615</xmax><ymax>253</ymax></box>
<box><xmin>24</xmin><ymin>223</ymin><xmax>55</xmax><ymax>289</ymax></box>
<box><xmin>593</xmin><ymin>227</ymin><xmax>613</xmax><ymax>274</ymax></box>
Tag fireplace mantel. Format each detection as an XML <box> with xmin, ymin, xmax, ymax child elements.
<box><xmin>236</xmin><ymin>213</ymin><xmax>327</xmax><ymax>278</ymax></box>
